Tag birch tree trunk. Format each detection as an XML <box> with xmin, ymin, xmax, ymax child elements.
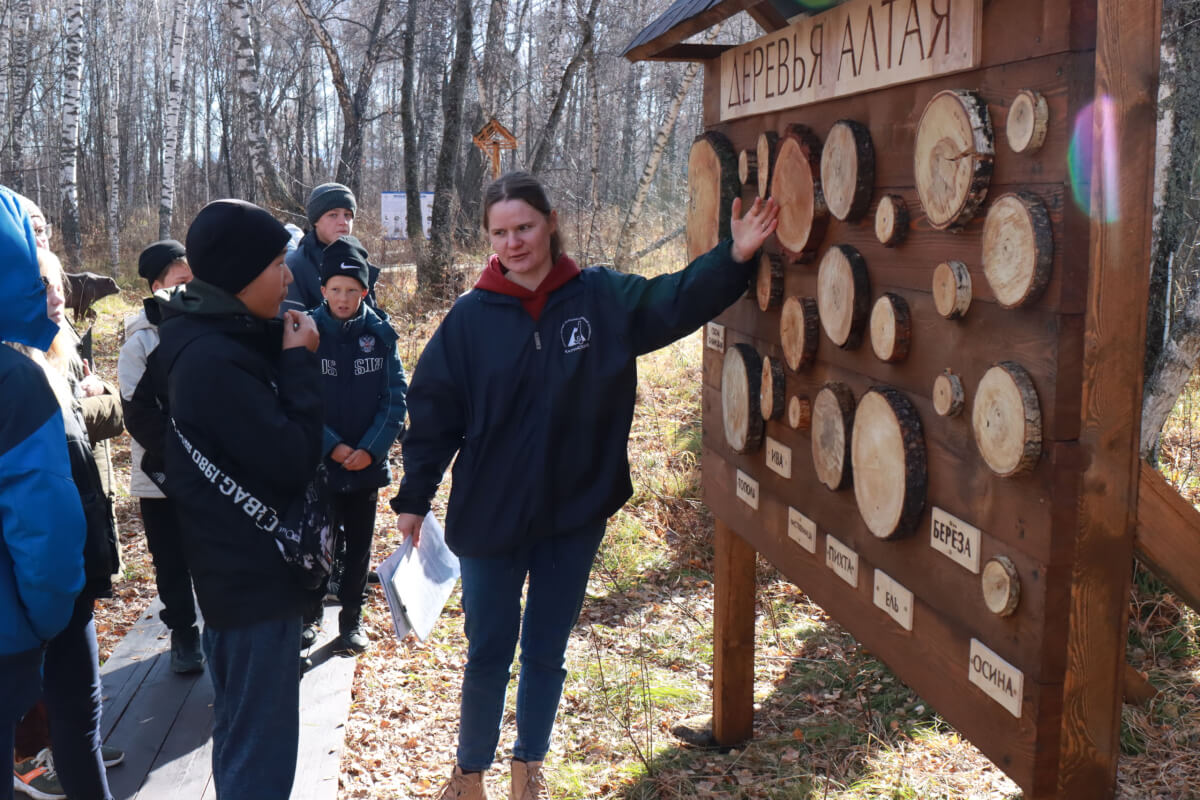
<box><xmin>399</xmin><ymin>0</ymin><xmax>423</xmax><ymax>241</ymax></box>
<box><xmin>6</xmin><ymin>0</ymin><xmax>31</xmax><ymax>192</ymax></box>
<box><xmin>159</xmin><ymin>0</ymin><xmax>190</xmax><ymax>239</ymax></box>
<box><xmin>613</xmin><ymin>26</ymin><xmax>720</xmax><ymax>270</ymax></box>
<box><xmin>102</xmin><ymin>0</ymin><xmax>121</xmax><ymax>273</ymax></box>
<box><xmin>419</xmin><ymin>0</ymin><xmax>471</xmax><ymax>295</ymax></box>
<box><xmin>527</xmin><ymin>0</ymin><xmax>600</xmax><ymax>175</ymax></box>
<box><xmin>229</xmin><ymin>0</ymin><xmax>295</xmax><ymax>212</ymax></box>
<box><xmin>59</xmin><ymin>0</ymin><xmax>84</xmax><ymax>269</ymax></box>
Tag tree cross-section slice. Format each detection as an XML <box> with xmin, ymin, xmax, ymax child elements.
<box><xmin>811</xmin><ymin>382</ymin><xmax>856</xmax><ymax>491</ymax></box>
<box><xmin>756</xmin><ymin>131</ymin><xmax>780</xmax><ymax>199</ymax></box>
<box><xmin>982</xmin><ymin>192</ymin><xmax>1054</xmax><ymax>309</ymax></box>
<box><xmin>722</xmin><ymin>343</ymin><xmax>764</xmax><ymax>454</ymax></box>
<box><xmin>875</xmin><ymin>194</ymin><xmax>909</xmax><ymax>247</ymax></box>
<box><xmin>760</xmin><ymin>356</ymin><xmax>786</xmax><ymax>421</ymax></box>
<box><xmin>821</xmin><ymin>120</ymin><xmax>875</xmax><ymax>222</ymax></box>
<box><xmin>686</xmin><ymin>130</ymin><xmax>739</xmax><ymax>263</ymax></box>
<box><xmin>771</xmin><ymin>124</ymin><xmax>828</xmax><ymax>262</ymax></box>
<box><xmin>852</xmin><ymin>387</ymin><xmax>927</xmax><ymax>540</ymax></box>
<box><xmin>817</xmin><ymin>245</ymin><xmax>871</xmax><ymax>349</ymax></box>
<box><xmin>972</xmin><ymin>361</ymin><xmax>1042</xmax><ymax>477</ymax></box>
<box><xmin>756</xmin><ymin>251</ymin><xmax>784</xmax><ymax>311</ymax></box>
<box><xmin>914</xmin><ymin>89</ymin><xmax>994</xmax><ymax>231</ymax></box>
<box><xmin>870</xmin><ymin>293</ymin><xmax>912</xmax><ymax>363</ymax></box>
<box><xmin>780</xmin><ymin>296</ymin><xmax>819</xmax><ymax>371</ymax></box>
<box><xmin>1006</xmin><ymin>90</ymin><xmax>1049</xmax><ymax>154</ymax></box>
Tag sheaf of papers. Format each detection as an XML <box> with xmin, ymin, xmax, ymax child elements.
<box><xmin>376</xmin><ymin>513</ymin><xmax>460</xmax><ymax>642</ymax></box>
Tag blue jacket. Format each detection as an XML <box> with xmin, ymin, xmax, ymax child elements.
<box><xmin>311</xmin><ymin>301</ymin><xmax>407</xmax><ymax>492</ymax></box>
<box><xmin>390</xmin><ymin>240</ymin><xmax>755</xmax><ymax>557</ymax></box>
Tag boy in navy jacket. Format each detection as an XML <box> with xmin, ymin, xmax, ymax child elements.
<box><xmin>305</xmin><ymin>235</ymin><xmax>406</xmax><ymax>653</ymax></box>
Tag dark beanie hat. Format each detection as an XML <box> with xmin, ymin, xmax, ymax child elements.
<box><xmin>321</xmin><ymin>235</ymin><xmax>370</xmax><ymax>288</ymax></box>
<box><xmin>137</xmin><ymin>239</ymin><xmax>187</xmax><ymax>286</ymax></box>
<box><xmin>185</xmin><ymin>200</ymin><xmax>290</xmax><ymax>296</ymax></box>
<box><xmin>306</xmin><ymin>183</ymin><xmax>356</xmax><ymax>225</ymax></box>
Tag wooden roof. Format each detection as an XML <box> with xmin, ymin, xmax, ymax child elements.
<box><xmin>623</xmin><ymin>0</ymin><xmax>819</xmax><ymax>62</ymax></box>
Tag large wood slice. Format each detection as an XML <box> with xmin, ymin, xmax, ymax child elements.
<box><xmin>812</xmin><ymin>382</ymin><xmax>856</xmax><ymax>491</ymax></box>
<box><xmin>816</xmin><ymin>245</ymin><xmax>870</xmax><ymax>349</ymax></box>
<box><xmin>852</xmin><ymin>387</ymin><xmax>927</xmax><ymax>539</ymax></box>
<box><xmin>932</xmin><ymin>259</ymin><xmax>972</xmax><ymax>319</ymax></box>
<box><xmin>687</xmin><ymin>131</ymin><xmax>739</xmax><ymax>263</ymax></box>
<box><xmin>756</xmin><ymin>251</ymin><xmax>784</xmax><ymax>311</ymax></box>
<box><xmin>722</xmin><ymin>344</ymin><xmax>765</xmax><ymax>454</ymax></box>
<box><xmin>738</xmin><ymin>149</ymin><xmax>757</xmax><ymax>186</ymax></box>
<box><xmin>1006</xmin><ymin>90</ymin><xmax>1049</xmax><ymax>154</ymax></box>
<box><xmin>913</xmin><ymin>89</ymin><xmax>994</xmax><ymax>231</ymax></box>
<box><xmin>780</xmin><ymin>296</ymin><xmax>819</xmax><ymax>371</ymax></box>
<box><xmin>756</xmin><ymin>131</ymin><xmax>779</xmax><ymax>199</ymax></box>
<box><xmin>972</xmin><ymin>361</ymin><xmax>1042</xmax><ymax>477</ymax></box>
<box><xmin>981</xmin><ymin>192</ymin><xmax>1054</xmax><ymax>309</ymax></box>
<box><xmin>875</xmin><ymin>194</ymin><xmax>909</xmax><ymax>247</ymax></box>
<box><xmin>821</xmin><ymin>120</ymin><xmax>875</xmax><ymax>222</ymax></box>
<box><xmin>760</xmin><ymin>356</ymin><xmax>785</xmax><ymax>420</ymax></box>
<box><xmin>771</xmin><ymin>124</ymin><xmax>828</xmax><ymax>262</ymax></box>
<box><xmin>870</xmin><ymin>293</ymin><xmax>911</xmax><ymax>363</ymax></box>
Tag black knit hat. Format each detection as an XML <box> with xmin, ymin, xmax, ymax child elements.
<box><xmin>137</xmin><ymin>239</ymin><xmax>187</xmax><ymax>287</ymax></box>
<box><xmin>320</xmin><ymin>235</ymin><xmax>370</xmax><ymax>288</ymax></box>
<box><xmin>306</xmin><ymin>183</ymin><xmax>356</xmax><ymax>225</ymax></box>
<box><xmin>185</xmin><ymin>200</ymin><xmax>290</xmax><ymax>296</ymax></box>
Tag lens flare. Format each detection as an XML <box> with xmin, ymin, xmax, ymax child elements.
<box><xmin>1067</xmin><ymin>96</ymin><xmax>1120</xmax><ymax>223</ymax></box>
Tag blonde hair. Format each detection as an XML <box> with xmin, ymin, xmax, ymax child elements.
<box><xmin>36</xmin><ymin>249</ymin><xmax>83</xmax><ymax>389</ymax></box>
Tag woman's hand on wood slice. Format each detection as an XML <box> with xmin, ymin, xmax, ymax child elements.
<box><xmin>730</xmin><ymin>196</ymin><xmax>779</xmax><ymax>263</ymax></box>
<box><xmin>396</xmin><ymin>512</ymin><xmax>424</xmax><ymax>547</ymax></box>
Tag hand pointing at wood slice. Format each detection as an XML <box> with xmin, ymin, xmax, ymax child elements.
<box><xmin>730</xmin><ymin>196</ymin><xmax>779</xmax><ymax>263</ymax></box>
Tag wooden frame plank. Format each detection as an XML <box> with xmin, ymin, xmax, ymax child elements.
<box><xmin>712</xmin><ymin>520</ymin><xmax>756</xmax><ymax>745</ymax></box>
<box><xmin>1055</xmin><ymin>0</ymin><xmax>1162</xmax><ymax>796</ymax></box>
<box><xmin>1136</xmin><ymin>460</ymin><xmax>1200</xmax><ymax>612</ymax></box>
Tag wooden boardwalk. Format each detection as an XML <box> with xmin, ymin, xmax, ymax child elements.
<box><xmin>98</xmin><ymin>599</ymin><xmax>357</xmax><ymax>800</ymax></box>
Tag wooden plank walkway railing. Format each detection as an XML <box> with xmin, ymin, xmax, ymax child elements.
<box><xmin>98</xmin><ymin>598</ymin><xmax>356</xmax><ymax>800</ymax></box>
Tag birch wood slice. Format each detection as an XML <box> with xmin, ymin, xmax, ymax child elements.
<box><xmin>870</xmin><ymin>293</ymin><xmax>911</xmax><ymax>363</ymax></box>
<box><xmin>852</xmin><ymin>387</ymin><xmax>927</xmax><ymax>539</ymax></box>
<box><xmin>788</xmin><ymin>395</ymin><xmax>812</xmax><ymax>431</ymax></box>
<box><xmin>756</xmin><ymin>251</ymin><xmax>785</xmax><ymax>311</ymax></box>
<box><xmin>738</xmin><ymin>149</ymin><xmax>757</xmax><ymax>186</ymax></box>
<box><xmin>686</xmin><ymin>131</ymin><xmax>739</xmax><ymax>263</ymax></box>
<box><xmin>932</xmin><ymin>370</ymin><xmax>965</xmax><ymax>417</ymax></box>
<box><xmin>981</xmin><ymin>192</ymin><xmax>1054</xmax><ymax>308</ymax></box>
<box><xmin>914</xmin><ymin>89</ymin><xmax>994</xmax><ymax>231</ymax></box>
<box><xmin>972</xmin><ymin>362</ymin><xmax>1042</xmax><ymax>477</ymax></box>
<box><xmin>821</xmin><ymin>120</ymin><xmax>875</xmax><ymax>222</ymax></box>
<box><xmin>780</xmin><ymin>296</ymin><xmax>819</xmax><ymax>371</ymax></box>
<box><xmin>756</xmin><ymin>131</ymin><xmax>780</xmax><ymax>199</ymax></box>
<box><xmin>932</xmin><ymin>259</ymin><xmax>972</xmax><ymax>319</ymax></box>
<box><xmin>812</xmin><ymin>382</ymin><xmax>856</xmax><ymax>491</ymax></box>
<box><xmin>1006</xmin><ymin>90</ymin><xmax>1049</xmax><ymax>154</ymax></box>
<box><xmin>817</xmin><ymin>245</ymin><xmax>870</xmax><ymax>349</ymax></box>
<box><xmin>760</xmin><ymin>356</ymin><xmax>786</xmax><ymax>420</ymax></box>
<box><xmin>875</xmin><ymin>194</ymin><xmax>909</xmax><ymax>247</ymax></box>
<box><xmin>772</xmin><ymin>125</ymin><xmax>828</xmax><ymax>262</ymax></box>
<box><xmin>722</xmin><ymin>344</ymin><xmax>764</xmax><ymax>454</ymax></box>
<box><xmin>982</xmin><ymin>556</ymin><xmax>1021</xmax><ymax>616</ymax></box>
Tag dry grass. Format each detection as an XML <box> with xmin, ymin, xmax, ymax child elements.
<box><xmin>83</xmin><ymin>249</ymin><xmax>1200</xmax><ymax>799</ymax></box>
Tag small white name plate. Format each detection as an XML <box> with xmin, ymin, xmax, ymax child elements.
<box><xmin>968</xmin><ymin>639</ymin><xmax>1024</xmax><ymax>718</ymax></box>
<box><xmin>872</xmin><ymin>569</ymin><xmax>914</xmax><ymax>631</ymax></box>
<box><xmin>765</xmin><ymin>437</ymin><xmax>792</xmax><ymax>478</ymax></box>
<box><xmin>930</xmin><ymin>507</ymin><xmax>981</xmax><ymax>573</ymax></box>
<box><xmin>705</xmin><ymin>323</ymin><xmax>726</xmax><ymax>352</ymax></box>
<box><xmin>736</xmin><ymin>469</ymin><xmax>759</xmax><ymax>510</ymax></box>
<box><xmin>825</xmin><ymin>535</ymin><xmax>859</xmax><ymax>588</ymax></box>
<box><xmin>787</xmin><ymin>507</ymin><xmax>817</xmax><ymax>553</ymax></box>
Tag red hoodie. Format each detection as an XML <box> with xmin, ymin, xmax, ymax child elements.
<box><xmin>474</xmin><ymin>253</ymin><xmax>581</xmax><ymax>321</ymax></box>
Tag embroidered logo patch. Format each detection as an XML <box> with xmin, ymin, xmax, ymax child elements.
<box><xmin>561</xmin><ymin>317</ymin><xmax>591</xmax><ymax>353</ymax></box>
<box><xmin>358</xmin><ymin>335</ymin><xmax>376</xmax><ymax>353</ymax></box>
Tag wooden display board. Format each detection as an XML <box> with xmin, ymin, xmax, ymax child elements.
<box><xmin>646</xmin><ymin>0</ymin><xmax>1159</xmax><ymax>797</ymax></box>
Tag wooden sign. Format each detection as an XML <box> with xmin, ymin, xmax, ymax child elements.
<box><xmin>705</xmin><ymin>322</ymin><xmax>726</xmax><ymax>353</ymax></box>
<box><xmin>787</xmin><ymin>507</ymin><xmax>817</xmax><ymax>553</ymax></box>
<box><xmin>873</xmin><ymin>569</ymin><xmax>915</xmax><ymax>631</ymax></box>
<box><xmin>825</xmin><ymin>535</ymin><xmax>859</xmax><ymax>587</ymax></box>
<box><xmin>930</xmin><ymin>507</ymin><xmax>981</xmax><ymax>573</ymax></box>
<box><xmin>735</xmin><ymin>469</ymin><xmax>760</xmax><ymax>509</ymax></box>
<box><xmin>968</xmin><ymin>638</ymin><xmax>1023</xmax><ymax>718</ymax></box>
<box><xmin>719</xmin><ymin>0</ymin><xmax>982</xmax><ymax>121</ymax></box>
<box><xmin>765</xmin><ymin>436</ymin><xmax>792</xmax><ymax>479</ymax></box>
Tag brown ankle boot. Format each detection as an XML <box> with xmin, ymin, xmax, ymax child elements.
<box><xmin>510</xmin><ymin>759</ymin><xmax>545</xmax><ymax>800</ymax></box>
<box><xmin>439</xmin><ymin>765</ymin><xmax>489</xmax><ymax>800</ymax></box>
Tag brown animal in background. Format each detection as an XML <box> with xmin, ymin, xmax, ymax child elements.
<box><xmin>64</xmin><ymin>271</ymin><xmax>119</xmax><ymax>322</ymax></box>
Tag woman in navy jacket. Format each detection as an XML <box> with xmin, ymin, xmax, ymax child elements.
<box><xmin>392</xmin><ymin>171</ymin><xmax>777</xmax><ymax>800</ymax></box>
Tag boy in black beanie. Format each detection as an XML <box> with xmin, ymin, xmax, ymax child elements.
<box><xmin>302</xmin><ymin>235</ymin><xmax>406</xmax><ymax>654</ymax></box>
<box><xmin>283</xmin><ymin>182</ymin><xmax>382</xmax><ymax>314</ymax></box>
<box><xmin>150</xmin><ymin>200</ymin><xmax>322</xmax><ymax>800</ymax></box>
<box><xmin>117</xmin><ymin>240</ymin><xmax>204</xmax><ymax>674</ymax></box>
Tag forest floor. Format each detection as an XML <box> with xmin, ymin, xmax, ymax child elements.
<box><xmin>83</xmin><ymin>252</ymin><xmax>1200</xmax><ymax>800</ymax></box>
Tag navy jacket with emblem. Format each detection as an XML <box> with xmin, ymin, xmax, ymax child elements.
<box><xmin>310</xmin><ymin>301</ymin><xmax>407</xmax><ymax>492</ymax></box>
<box><xmin>150</xmin><ymin>279</ymin><xmax>324</xmax><ymax>629</ymax></box>
<box><xmin>390</xmin><ymin>240</ymin><xmax>755</xmax><ymax>558</ymax></box>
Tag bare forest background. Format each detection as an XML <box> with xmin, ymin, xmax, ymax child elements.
<box><xmin>0</xmin><ymin>0</ymin><xmax>770</xmax><ymax>291</ymax></box>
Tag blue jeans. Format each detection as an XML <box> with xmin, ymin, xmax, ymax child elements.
<box><xmin>203</xmin><ymin>616</ymin><xmax>302</xmax><ymax>800</ymax></box>
<box><xmin>43</xmin><ymin>597</ymin><xmax>110</xmax><ymax>800</ymax></box>
<box><xmin>1</xmin><ymin>646</ymin><xmax>43</xmax><ymax>800</ymax></box>
<box><xmin>456</xmin><ymin>521</ymin><xmax>606</xmax><ymax>771</ymax></box>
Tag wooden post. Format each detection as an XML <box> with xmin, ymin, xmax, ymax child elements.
<box><xmin>712</xmin><ymin>519</ymin><xmax>755</xmax><ymax>745</ymax></box>
<box><xmin>1055</xmin><ymin>1</ymin><xmax>1161</xmax><ymax>796</ymax></box>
